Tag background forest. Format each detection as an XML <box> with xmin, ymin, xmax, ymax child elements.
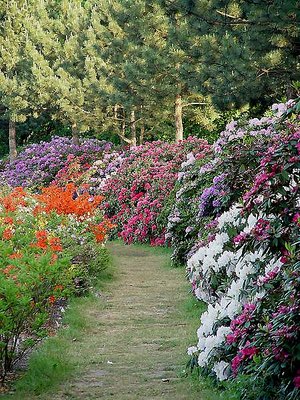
<box><xmin>0</xmin><ymin>0</ymin><xmax>299</xmax><ymax>159</ymax></box>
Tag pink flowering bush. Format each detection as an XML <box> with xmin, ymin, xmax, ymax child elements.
<box><xmin>99</xmin><ymin>138</ymin><xmax>211</xmax><ymax>245</ymax></box>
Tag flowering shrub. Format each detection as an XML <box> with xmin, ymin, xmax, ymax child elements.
<box><xmin>99</xmin><ymin>138</ymin><xmax>211</xmax><ymax>245</ymax></box>
<box><xmin>187</xmin><ymin>129</ymin><xmax>300</xmax><ymax>399</ymax></box>
<box><xmin>0</xmin><ymin>137</ymin><xmax>112</xmax><ymax>188</ymax></box>
<box><xmin>166</xmin><ymin>104</ymin><xmax>295</xmax><ymax>265</ymax></box>
<box><xmin>0</xmin><ymin>185</ymin><xmax>112</xmax><ymax>383</ymax></box>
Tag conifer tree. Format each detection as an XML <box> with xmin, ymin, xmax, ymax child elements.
<box><xmin>0</xmin><ymin>0</ymin><xmax>33</xmax><ymax>161</ymax></box>
<box><xmin>162</xmin><ymin>0</ymin><xmax>300</xmax><ymax>108</ymax></box>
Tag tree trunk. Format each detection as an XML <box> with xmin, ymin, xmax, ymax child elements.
<box><xmin>130</xmin><ymin>110</ymin><xmax>137</xmax><ymax>146</ymax></box>
<box><xmin>139</xmin><ymin>105</ymin><xmax>144</xmax><ymax>145</ymax></box>
<box><xmin>175</xmin><ymin>94</ymin><xmax>183</xmax><ymax>143</ymax></box>
<box><xmin>119</xmin><ymin>109</ymin><xmax>128</xmax><ymax>145</ymax></box>
<box><xmin>71</xmin><ymin>123</ymin><xmax>80</xmax><ymax>146</ymax></box>
<box><xmin>9</xmin><ymin>119</ymin><xmax>17</xmax><ymax>163</ymax></box>
<box><xmin>139</xmin><ymin>123</ymin><xmax>145</xmax><ymax>145</ymax></box>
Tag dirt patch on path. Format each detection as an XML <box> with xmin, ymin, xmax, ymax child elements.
<box><xmin>12</xmin><ymin>243</ymin><xmax>216</xmax><ymax>400</ymax></box>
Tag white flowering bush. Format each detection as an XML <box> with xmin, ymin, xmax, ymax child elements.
<box><xmin>186</xmin><ymin>126</ymin><xmax>300</xmax><ymax>400</ymax></box>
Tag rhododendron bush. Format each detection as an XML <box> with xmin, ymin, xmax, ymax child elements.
<box><xmin>98</xmin><ymin>138</ymin><xmax>211</xmax><ymax>245</ymax></box>
<box><xmin>166</xmin><ymin>105</ymin><xmax>294</xmax><ymax>265</ymax></box>
<box><xmin>183</xmin><ymin>110</ymin><xmax>300</xmax><ymax>399</ymax></box>
<box><xmin>0</xmin><ymin>186</ymin><xmax>112</xmax><ymax>383</ymax></box>
<box><xmin>0</xmin><ymin>137</ymin><xmax>112</xmax><ymax>188</ymax></box>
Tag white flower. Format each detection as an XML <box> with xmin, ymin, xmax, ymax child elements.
<box><xmin>187</xmin><ymin>346</ymin><xmax>198</xmax><ymax>356</ymax></box>
<box><xmin>218</xmin><ymin>204</ymin><xmax>241</xmax><ymax>229</ymax></box>
<box><xmin>181</xmin><ymin>152</ymin><xmax>196</xmax><ymax>168</ymax></box>
<box><xmin>213</xmin><ymin>361</ymin><xmax>230</xmax><ymax>381</ymax></box>
<box><xmin>216</xmin><ymin>326</ymin><xmax>232</xmax><ymax>340</ymax></box>
<box><xmin>226</xmin><ymin>299</ymin><xmax>241</xmax><ymax>319</ymax></box>
<box><xmin>198</xmin><ymin>350</ymin><xmax>209</xmax><ymax>367</ymax></box>
<box><xmin>202</xmin><ymin>256</ymin><xmax>218</xmax><ymax>274</ymax></box>
<box><xmin>217</xmin><ymin>251</ymin><xmax>235</xmax><ymax>268</ymax></box>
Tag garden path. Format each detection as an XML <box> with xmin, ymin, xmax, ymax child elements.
<box><xmin>13</xmin><ymin>242</ymin><xmax>218</xmax><ymax>400</ymax></box>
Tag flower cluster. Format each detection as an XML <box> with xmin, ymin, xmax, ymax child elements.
<box><xmin>99</xmin><ymin>138</ymin><xmax>211</xmax><ymax>245</ymax></box>
<box><xmin>186</xmin><ymin>125</ymin><xmax>300</xmax><ymax>399</ymax></box>
<box><xmin>0</xmin><ymin>136</ymin><xmax>112</xmax><ymax>188</ymax></box>
<box><xmin>165</xmin><ymin>104</ymin><xmax>296</xmax><ymax>265</ymax></box>
<box><xmin>0</xmin><ymin>184</ymin><xmax>112</xmax><ymax>383</ymax></box>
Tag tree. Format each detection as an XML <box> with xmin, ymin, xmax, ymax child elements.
<box><xmin>0</xmin><ymin>0</ymin><xmax>33</xmax><ymax>161</ymax></box>
<box><xmin>161</xmin><ymin>0</ymin><xmax>300</xmax><ymax>109</ymax></box>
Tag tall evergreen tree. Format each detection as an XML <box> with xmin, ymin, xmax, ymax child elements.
<box><xmin>161</xmin><ymin>0</ymin><xmax>300</xmax><ymax>108</ymax></box>
<box><xmin>0</xmin><ymin>0</ymin><xmax>33</xmax><ymax>161</ymax></box>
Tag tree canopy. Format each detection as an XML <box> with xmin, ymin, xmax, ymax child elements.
<box><xmin>0</xmin><ymin>0</ymin><xmax>299</xmax><ymax>159</ymax></box>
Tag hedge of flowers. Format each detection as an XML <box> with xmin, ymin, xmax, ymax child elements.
<box><xmin>0</xmin><ymin>100</ymin><xmax>299</xmax><ymax>398</ymax></box>
<box><xmin>0</xmin><ymin>185</ymin><xmax>112</xmax><ymax>384</ymax></box>
<box><xmin>178</xmin><ymin>104</ymin><xmax>300</xmax><ymax>399</ymax></box>
<box><xmin>97</xmin><ymin>138</ymin><xmax>211</xmax><ymax>245</ymax></box>
<box><xmin>165</xmin><ymin>103</ymin><xmax>293</xmax><ymax>265</ymax></box>
<box><xmin>0</xmin><ymin>137</ymin><xmax>112</xmax><ymax>188</ymax></box>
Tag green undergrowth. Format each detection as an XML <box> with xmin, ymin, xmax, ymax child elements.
<box><xmin>2</xmin><ymin>257</ymin><xmax>116</xmax><ymax>399</ymax></box>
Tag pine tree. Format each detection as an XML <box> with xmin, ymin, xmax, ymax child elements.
<box><xmin>162</xmin><ymin>0</ymin><xmax>300</xmax><ymax>108</ymax></box>
<box><xmin>0</xmin><ymin>0</ymin><xmax>33</xmax><ymax>161</ymax></box>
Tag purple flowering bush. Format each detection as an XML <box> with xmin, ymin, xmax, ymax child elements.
<box><xmin>0</xmin><ymin>136</ymin><xmax>112</xmax><ymax>188</ymax></box>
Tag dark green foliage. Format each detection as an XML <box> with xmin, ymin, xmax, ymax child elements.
<box><xmin>161</xmin><ymin>0</ymin><xmax>300</xmax><ymax>108</ymax></box>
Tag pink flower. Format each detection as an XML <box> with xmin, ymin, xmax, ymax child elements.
<box><xmin>293</xmin><ymin>213</ymin><xmax>300</xmax><ymax>226</ymax></box>
<box><xmin>231</xmin><ymin>346</ymin><xmax>258</xmax><ymax>374</ymax></box>
<box><xmin>293</xmin><ymin>370</ymin><xmax>300</xmax><ymax>388</ymax></box>
<box><xmin>233</xmin><ymin>232</ymin><xmax>248</xmax><ymax>244</ymax></box>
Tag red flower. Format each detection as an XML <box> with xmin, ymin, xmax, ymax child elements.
<box><xmin>48</xmin><ymin>295</ymin><xmax>56</xmax><ymax>304</ymax></box>
<box><xmin>2</xmin><ymin>228</ymin><xmax>13</xmax><ymax>240</ymax></box>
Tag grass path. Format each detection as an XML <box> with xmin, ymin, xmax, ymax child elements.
<box><xmin>5</xmin><ymin>242</ymin><xmax>219</xmax><ymax>400</ymax></box>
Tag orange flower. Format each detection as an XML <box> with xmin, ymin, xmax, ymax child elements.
<box><xmin>2</xmin><ymin>265</ymin><xmax>15</xmax><ymax>275</ymax></box>
<box><xmin>91</xmin><ymin>220</ymin><xmax>115</xmax><ymax>243</ymax></box>
<box><xmin>36</xmin><ymin>230</ymin><xmax>48</xmax><ymax>239</ymax></box>
<box><xmin>4</xmin><ymin>217</ymin><xmax>14</xmax><ymax>225</ymax></box>
<box><xmin>0</xmin><ymin>187</ymin><xmax>27</xmax><ymax>212</ymax></box>
<box><xmin>54</xmin><ymin>284</ymin><xmax>63</xmax><ymax>291</ymax></box>
<box><xmin>49</xmin><ymin>237</ymin><xmax>63</xmax><ymax>252</ymax></box>
<box><xmin>9</xmin><ymin>252</ymin><xmax>22</xmax><ymax>259</ymax></box>
<box><xmin>2</xmin><ymin>228</ymin><xmax>13</xmax><ymax>240</ymax></box>
<box><xmin>48</xmin><ymin>295</ymin><xmax>56</xmax><ymax>304</ymax></box>
<box><xmin>35</xmin><ymin>184</ymin><xmax>103</xmax><ymax>217</ymax></box>
<box><xmin>32</xmin><ymin>230</ymin><xmax>48</xmax><ymax>249</ymax></box>
<box><xmin>51</xmin><ymin>253</ymin><xmax>58</xmax><ymax>263</ymax></box>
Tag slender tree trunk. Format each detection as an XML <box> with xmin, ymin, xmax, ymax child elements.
<box><xmin>120</xmin><ymin>108</ymin><xmax>128</xmax><ymax>145</ymax></box>
<box><xmin>130</xmin><ymin>109</ymin><xmax>137</xmax><ymax>146</ymax></box>
<box><xmin>139</xmin><ymin>123</ymin><xmax>145</xmax><ymax>145</ymax></box>
<box><xmin>175</xmin><ymin>94</ymin><xmax>183</xmax><ymax>143</ymax></box>
<box><xmin>114</xmin><ymin>104</ymin><xmax>118</xmax><ymax>120</ymax></box>
<box><xmin>139</xmin><ymin>105</ymin><xmax>144</xmax><ymax>145</ymax></box>
<box><xmin>71</xmin><ymin>123</ymin><xmax>80</xmax><ymax>146</ymax></box>
<box><xmin>9</xmin><ymin>119</ymin><xmax>17</xmax><ymax>163</ymax></box>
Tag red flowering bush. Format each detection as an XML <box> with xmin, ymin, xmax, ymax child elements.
<box><xmin>0</xmin><ymin>186</ymin><xmax>113</xmax><ymax>384</ymax></box>
<box><xmin>99</xmin><ymin>138</ymin><xmax>211</xmax><ymax>245</ymax></box>
<box><xmin>222</xmin><ymin>131</ymin><xmax>300</xmax><ymax>399</ymax></box>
